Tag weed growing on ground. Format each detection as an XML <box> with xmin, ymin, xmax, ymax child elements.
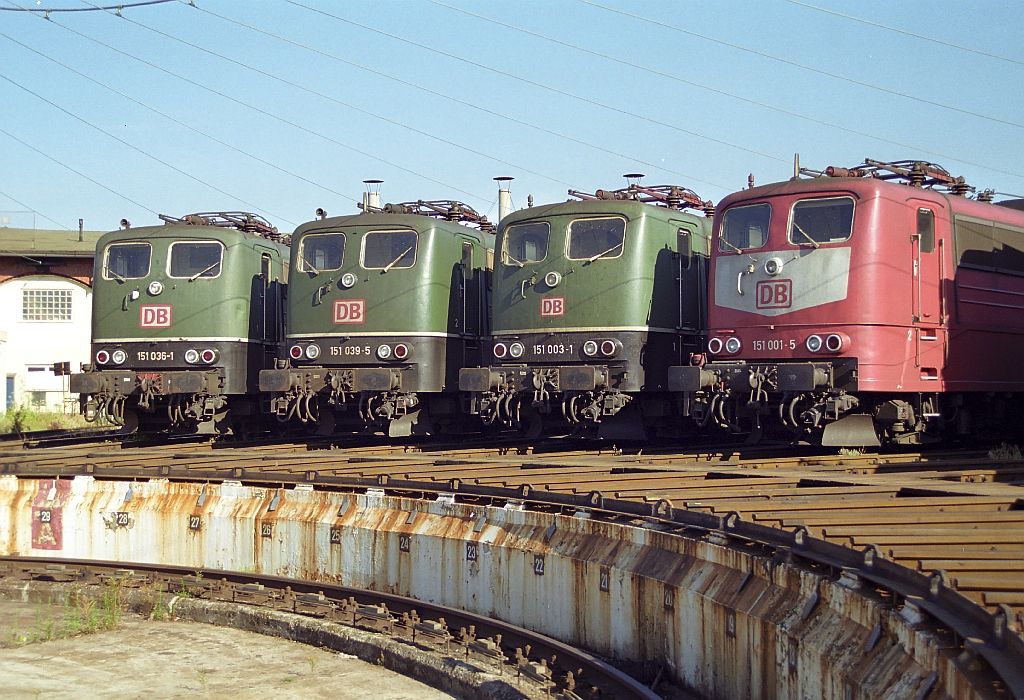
<box><xmin>151</xmin><ymin>584</ymin><xmax>167</xmax><ymax>621</ymax></box>
<box><xmin>376</xmin><ymin>651</ymin><xmax>385</xmax><ymax>666</ymax></box>
<box><xmin>988</xmin><ymin>443</ymin><xmax>1023</xmax><ymax>460</ymax></box>
<box><xmin>306</xmin><ymin>654</ymin><xmax>318</xmax><ymax>671</ymax></box>
<box><xmin>101</xmin><ymin>579</ymin><xmax>123</xmax><ymax>630</ymax></box>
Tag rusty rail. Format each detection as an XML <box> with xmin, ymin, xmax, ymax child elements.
<box><xmin>0</xmin><ymin>556</ymin><xmax>659</xmax><ymax>700</ymax></box>
<box><xmin>2</xmin><ymin>439</ymin><xmax>1023</xmax><ymax>696</ymax></box>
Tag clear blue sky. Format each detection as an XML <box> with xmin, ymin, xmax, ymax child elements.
<box><xmin>1</xmin><ymin>0</ymin><xmax>1022</xmax><ymax>232</ymax></box>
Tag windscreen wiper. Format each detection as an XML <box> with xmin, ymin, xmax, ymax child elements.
<box><xmin>381</xmin><ymin>245</ymin><xmax>414</xmax><ymax>273</ymax></box>
<box><xmin>106</xmin><ymin>268</ymin><xmax>127</xmax><ymax>283</ymax></box>
<box><xmin>504</xmin><ymin>252</ymin><xmax>525</xmax><ymax>268</ymax></box>
<box><xmin>189</xmin><ymin>261</ymin><xmax>221</xmax><ymax>281</ymax></box>
<box><xmin>586</xmin><ymin>241</ymin><xmax>623</xmax><ymax>263</ymax></box>
<box><xmin>792</xmin><ymin>222</ymin><xmax>820</xmax><ymax>248</ymax></box>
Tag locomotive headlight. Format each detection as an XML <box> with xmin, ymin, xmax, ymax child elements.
<box><xmin>200</xmin><ymin>349</ymin><xmax>217</xmax><ymax>364</ymax></box>
<box><xmin>707</xmin><ymin>337</ymin><xmax>724</xmax><ymax>355</ymax></box>
<box><xmin>509</xmin><ymin>342</ymin><xmax>525</xmax><ymax>358</ymax></box>
<box><xmin>806</xmin><ymin>334</ymin><xmax>823</xmax><ymax>353</ymax></box>
<box><xmin>111</xmin><ymin>349</ymin><xmax>128</xmax><ymax>365</ymax></box>
<box><xmin>393</xmin><ymin>343</ymin><xmax>410</xmax><ymax>360</ymax></box>
<box><xmin>184</xmin><ymin>349</ymin><xmax>200</xmax><ymax>364</ymax></box>
<box><xmin>493</xmin><ymin>342</ymin><xmax>508</xmax><ymax>359</ymax></box>
<box><xmin>825</xmin><ymin>334</ymin><xmax>844</xmax><ymax>353</ymax></box>
<box><xmin>377</xmin><ymin>344</ymin><xmax>392</xmax><ymax>359</ymax></box>
<box><xmin>95</xmin><ymin>350</ymin><xmax>111</xmax><ymax>365</ymax></box>
<box><xmin>340</xmin><ymin>272</ymin><xmax>357</xmax><ymax>289</ymax></box>
<box><xmin>599</xmin><ymin>339</ymin><xmax>620</xmax><ymax>357</ymax></box>
<box><xmin>582</xmin><ymin>340</ymin><xmax>599</xmax><ymax>357</ymax></box>
<box><xmin>764</xmin><ymin>257</ymin><xmax>784</xmax><ymax>276</ymax></box>
<box><xmin>724</xmin><ymin>337</ymin><xmax>741</xmax><ymax>354</ymax></box>
<box><xmin>305</xmin><ymin>344</ymin><xmax>321</xmax><ymax>360</ymax></box>
<box><xmin>147</xmin><ymin>280</ymin><xmax>163</xmax><ymax>296</ymax></box>
<box><xmin>544</xmin><ymin>271</ymin><xmax>561</xmax><ymax>288</ymax></box>
<box><xmin>289</xmin><ymin>345</ymin><xmax>304</xmax><ymax>360</ymax></box>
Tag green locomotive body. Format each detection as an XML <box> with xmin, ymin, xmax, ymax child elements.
<box><xmin>69</xmin><ymin>213</ymin><xmax>289</xmax><ymax>433</ymax></box>
<box><xmin>259</xmin><ymin>201</ymin><xmax>494</xmax><ymax>436</ymax></box>
<box><xmin>460</xmin><ymin>185</ymin><xmax>712</xmax><ymax>438</ymax></box>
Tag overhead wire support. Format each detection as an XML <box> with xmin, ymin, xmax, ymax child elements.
<box><xmin>0</xmin><ymin>0</ymin><xmax>173</xmax><ymax>11</ymax></box>
<box><xmin>180</xmin><ymin>1</ymin><xmax>730</xmax><ymax>191</ymax></box>
<box><xmin>580</xmin><ymin>0</ymin><xmax>1024</xmax><ymax>132</ymax></box>
<box><xmin>425</xmin><ymin>0</ymin><xmax>1024</xmax><ymax>182</ymax></box>
<box><xmin>0</xmin><ymin>71</ymin><xmax>294</xmax><ymax>226</ymax></box>
<box><xmin>0</xmin><ymin>187</ymin><xmax>70</xmax><ymax>230</ymax></box>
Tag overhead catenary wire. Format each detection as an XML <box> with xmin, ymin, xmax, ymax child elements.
<box><xmin>786</xmin><ymin>0</ymin><xmax>1024</xmax><ymax>69</ymax></box>
<box><xmin>0</xmin><ymin>127</ymin><xmax>158</xmax><ymax>215</ymax></box>
<box><xmin>0</xmin><ymin>72</ymin><xmax>296</xmax><ymax>226</ymax></box>
<box><xmin>71</xmin><ymin>2</ymin><xmax>576</xmax><ymax>192</ymax></box>
<box><xmin>580</xmin><ymin>0</ymin><xmax>1024</xmax><ymax>131</ymax></box>
<box><xmin>0</xmin><ymin>31</ymin><xmax>360</xmax><ymax>206</ymax></box>
<box><xmin>181</xmin><ymin>1</ymin><xmax>731</xmax><ymax>192</ymax></box>
<box><xmin>425</xmin><ymin>0</ymin><xmax>1024</xmax><ymax>182</ymax></box>
<box><xmin>11</xmin><ymin>2</ymin><xmax>491</xmax><ymax>207</ymax></box>
<box><xmin>0</xmin><ymin>187</ymin><xmax>70</xmax><ymax>230</ymax></box>
<box><xmin>0</xmin><ymin>0</ymin><xmax>173</xmax><ymax>11</ymax></box>
<box><xmin>283</xmin><ymin>0</ymin><xmax>787</xmax><ymax>166</ymax></box>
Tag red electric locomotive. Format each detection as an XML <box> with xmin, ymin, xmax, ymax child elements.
<box><xmin>670</xmin><ymin>159</ymin><xmax>1024</xmax><ymax>447</ymax></box>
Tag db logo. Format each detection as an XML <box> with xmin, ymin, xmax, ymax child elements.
<box><xmin>333</xmin><ymin>299</ymin><xmax>365</xmax><ymax>324</ymax></box>
<box><xmin>540</xmin><ymin>296</ymin><xmax>565</xmax><ymax>317</ymax></box>
<box><xmin>139</xmin><ymin>305</ymin><xmax>172</xmax><ymax>328</ymax></box>
<box><xmin>755</xmin><ymin>280</ymin><xmax>792</xmax><ymax>309</ymax></box>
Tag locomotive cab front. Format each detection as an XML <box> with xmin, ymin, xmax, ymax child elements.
<box><xmin>70</xmin><ymin>212</ymin><xmax>288</xmax><ymax>434</ymax></box>
<box><xmin>460</xmin><ymin>183</ymin><xmax>712</xmax><ymax>439</ymax></box>
<box><xmin>260</xmin><ymin>200</ymin><xmax>494</xmax><ymax>437</ymax></box>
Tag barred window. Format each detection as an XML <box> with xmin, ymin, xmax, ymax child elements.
<box><xmin>22</xmin><ymin>289</ymin><xmax>73</xmax><ymax>322</ymax></box>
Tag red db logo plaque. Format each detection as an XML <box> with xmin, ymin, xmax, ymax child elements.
<box><xmin>140</xmin><ymin>305</ymin><xmax>172</xmax><ymax>328</ymax></box>
<box><xmin>333</xmin><ymin>299</ymin><xmax>365</xmax><ymax>324</ymax></box>
<box><xmin>755</xmin><ymin>280</ymin><xmax>792</xmax><ymax>309</ymax></box>
<box><xmin>540</xmin><ymin>296</ymin><xmax>565</xmax><ymax>317</ymax></box>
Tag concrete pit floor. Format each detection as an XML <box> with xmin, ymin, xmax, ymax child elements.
<box><xmin>0</xmin><ymin>599</ymin><xmax>456</xmax><ymax>699</ymax></box>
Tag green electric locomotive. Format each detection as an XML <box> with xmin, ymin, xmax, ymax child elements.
<box><xmin>259</xmin><ymin>200</ymin><xmax>495</xmax><ymax>436</ymax></box>
<box><xmin>70</xmin><ymin>212</ymin><xmax>289</xmax><ymax>434</ymax></box>
<box><xmin>460</xmin><ymin>182</ymin><xmax>713</xmax><ymax>439</ymax></box>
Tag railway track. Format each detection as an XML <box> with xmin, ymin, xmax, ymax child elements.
<box><xmin>0</xmin><ymin>557</ymin><xmax>656</xmax><ymax>699</ymax></box>
<box><xmin>3</xmin><ymin>433</ymin><xmax>1023</xmax><ymax>696</ymax></box>
<box><xmin>2</xmin><ymin>436</ymin><xmax>1021</xmax><ymax>618</ymax></box>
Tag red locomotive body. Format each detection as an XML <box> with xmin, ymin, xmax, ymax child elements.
<box><xmin>669</xmin><ymin>160</ymin><xmax>1024</xmax><ymax>446</ymax></box>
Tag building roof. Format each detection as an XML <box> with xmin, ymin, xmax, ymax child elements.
<box><xmin>0</xmin><ymin>227</ymin><xmax>105</xmax><ymax>259</ymax></box>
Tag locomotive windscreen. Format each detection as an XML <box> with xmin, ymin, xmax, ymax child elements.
<box><xmin>720</xmin><ymin>203</ymin><xmax>770</xmax><ymax>251</ymax></box>
<box><xmin>103</xmin><ymin>242</ymin><xmax>151</xmax><ymax>280</ymax></box>
<box><xmin>169</xmin><ymin>241</ymin><xmax>223</xmax><ymax>279</ymax></box>
<box><xmin>567</xmin><ymin>217</ymin><xmax>626</xmax><ymax>261</ymax></box>
<box><xmin>788</xmin><ymin>197</ymin><xmax>854</xmax><ymax>246</ymax></box>
<box><xmin>502</xmin><ymin>221</ymin><xmax>549</xmax><ymax>265</ymax></box>
<box><xmin>362</xmin><ymin>230</ymin><xmax>417</xmax><ymax>269</ymax></box>
<box><xmin>299</xmin><ymin>232</ymin><xmax>345</xmax><ymax>273</ymax></box>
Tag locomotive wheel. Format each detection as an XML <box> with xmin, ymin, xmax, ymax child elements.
<box><xmin>315</xmin><ymin>410</ymin><xmax>336</xmax><ymax>437</ymax></box>
<box><xmin>118</xmin><ymin>409</ymin><xmax>139</xmax><ymax>435</ymax></box>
